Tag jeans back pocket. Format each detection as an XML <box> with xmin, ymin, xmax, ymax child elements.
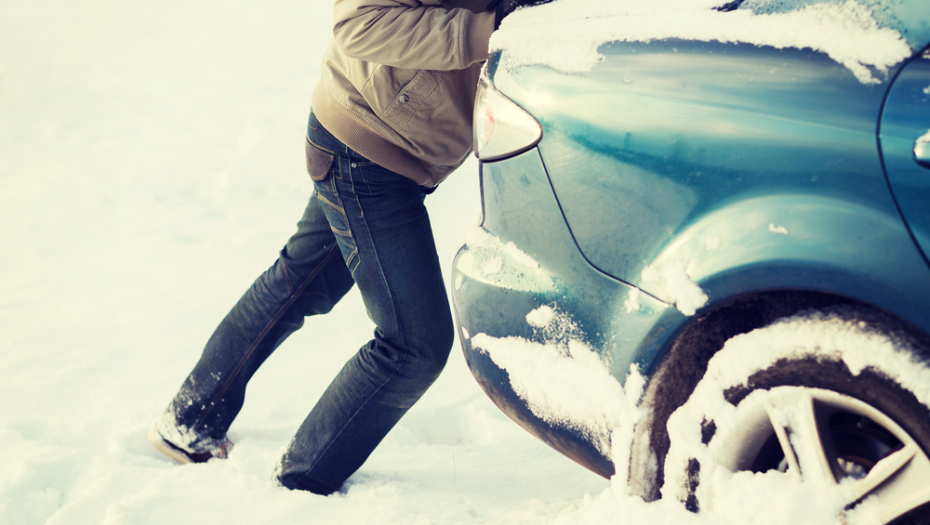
<box><xmin>306</xmin><ymin>140</ymin><xmax>335</xmax><ymax>181</ymax></box>
<box><xmin>308</xmin><ymin>145</ymin><xmax>360</xmax><ymax>276</ymax></box>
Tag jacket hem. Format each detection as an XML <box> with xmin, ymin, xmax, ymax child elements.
<box><xmin>312</xmin><ymin>85</ymin><xmax>436</xmax><ymax>186</ymax></box>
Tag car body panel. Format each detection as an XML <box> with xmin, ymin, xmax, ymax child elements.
<box><xmin>493</xmin><ymin>39</ymin><xmax>930</xmax><ymax>331</ymax></box>
<box><xmin>452</xmin><ymin>7</ymin><xmax>930</xmax><ymax>486</ymax></box>
<box><xmin>453</xmin><ymin>149</ymin><xmax>682</xmax><ymax>477</ymax></box>
<box><xmin>641</xmin><ymin>193</ymin><xmax>930</xmax><ymax>329</ymax></box>
<box><xmin>880</xmin><ymin>50</ymin><xmax>930</xmax><ymax>266</ymax></box>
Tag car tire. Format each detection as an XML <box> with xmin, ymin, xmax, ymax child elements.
<box><xmin>662</xmin><ymin>307</ymin><xmax>930</xmax><ymax>524</ymax></box>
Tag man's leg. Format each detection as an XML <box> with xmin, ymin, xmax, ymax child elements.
<box><xmin>276</xmin><ymin>129</ymin><xmax>455</xmax><ymax>494</ymax></box>
<box><xmin>152</xmin><ymin>192</ymin><xmax>356</xmax><ymax>458</ymax></box>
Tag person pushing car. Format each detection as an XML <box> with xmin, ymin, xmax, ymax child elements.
<box><xmin>148</xmin><ymin>0</ymin><xmax>547</xmax><ymax>495</ymax></box>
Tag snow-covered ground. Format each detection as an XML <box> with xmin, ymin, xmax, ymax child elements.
<box><xmin>0</xmin><ymin>2</ymin><xmax>613</xmax><ymax>523</ymax></box>
<box><xmin>2</xmin><ymin>1</ymin><xmax>926</xmax><ymax>524</ymax></box>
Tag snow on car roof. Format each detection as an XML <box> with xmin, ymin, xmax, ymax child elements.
<box><xmin>490</xmin><ymin>0</ymin><xmax>926</xmax><ymax>84</ymax></box>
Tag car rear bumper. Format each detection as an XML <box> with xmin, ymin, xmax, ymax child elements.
<box><xmin>450</xmin><ymin>149</ymin><xmax>683</xmax><ymax>479</ymax></box>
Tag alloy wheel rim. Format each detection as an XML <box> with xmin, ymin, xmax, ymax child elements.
<box><xmin>712</xmin><ymin>387</ymin><xmax>930</xmax><ymax>523</ymax></box>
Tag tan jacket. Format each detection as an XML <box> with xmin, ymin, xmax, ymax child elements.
<box><xmin>312</xmin><ymin>0</ymin><xmax>496</xmax><ymax>186</ymax></box>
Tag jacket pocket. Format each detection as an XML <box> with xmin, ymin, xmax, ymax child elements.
<box><xmin>306</xmin><ymin>140</ymin><xmax>335</xmax><ymax>181</ymax></box>
<box><xmin>361</xmin><ymin>66</ymin><xmax>441</xmax><ymax>132</ymax></box>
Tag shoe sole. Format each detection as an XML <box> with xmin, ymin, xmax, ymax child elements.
<box><xmin>147</xmin><ymin>427</ymin><xmax>193</xmax><ymax>464</ymax></box>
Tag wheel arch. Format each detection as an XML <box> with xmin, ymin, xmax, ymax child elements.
<box><xmin>631</xmin><ymin>289</ymin><xmax>930</xmax><ymax>501</ymax></box>
<box><xmin>631</xmin><ymin>194</ymin><xmax>930</xmax><ymax>333</ymax></box>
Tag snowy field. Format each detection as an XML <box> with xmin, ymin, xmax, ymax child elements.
<box><xmin>0</xmin><ymin>2</ymin><xmax>614</xmax><ymax>523</ymax></box>
<box><xmin>1</xmin><ymin>1</ymin><xmax>924</xmax><ymax>524</ymax></box>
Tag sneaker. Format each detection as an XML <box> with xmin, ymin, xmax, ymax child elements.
<box><xmin>148</xmin><ymin>426</ymin><xmax>231</xmax><ymax>464</ymax></box>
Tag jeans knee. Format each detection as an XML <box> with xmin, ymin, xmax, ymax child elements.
<box><xmin>412</xmin><ymin>317</ymin><xmax>455</xmax><ymax>378</ymax></box>
<box><xmin>367</xmin><ymin>318</ymin><xmax>452</xmax><ymax>379</ymax></box>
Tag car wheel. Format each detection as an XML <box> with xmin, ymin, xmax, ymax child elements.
<box><xmin>663</xmin><ymin>308</ymin><xmax>930</xmax><ymax>524</ymax></box>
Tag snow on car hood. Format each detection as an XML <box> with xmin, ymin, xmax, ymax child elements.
<box><xmin>491</xmin><ymin>0</ymin><xmax>915</xmax><ymax>84</ymax></box>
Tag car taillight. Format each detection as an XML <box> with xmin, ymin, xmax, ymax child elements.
<box><xmin>473</xmin><ymin>72</ymin><xmax>543</xmax><ymax>162</ymax></box>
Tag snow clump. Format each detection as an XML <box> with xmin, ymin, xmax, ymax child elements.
<box><xmin>492</xmin><ymin>0</ymin><xmax>913</xmax><ymax>84</ymax></box>
<box><xmin>456</xmin><ymin>225</ymin><xmax>553</xmax><ymax>293</ymax></box>
<box><xmin>640</xmin><ymin>259</ymin><xmax>708</xmax><ymax>316</ymax></box>
<box><xmin>471</xmin><ymin>305</ymin><xmax>645</xmax><ymax>473</ymax></box>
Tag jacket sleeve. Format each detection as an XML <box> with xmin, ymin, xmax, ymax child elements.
<box><xmin>332</xmin><ymin>0</ymin><xmax>495</xmax><ymax>70</ymax></box>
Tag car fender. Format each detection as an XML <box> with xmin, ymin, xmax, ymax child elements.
<box><xmin>641</xmin><ymin>192</ymin><xmax>930</xmax><ymax>335</ymax></box>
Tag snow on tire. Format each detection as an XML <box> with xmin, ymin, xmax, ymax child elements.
<box><xmin>662</xmin><ymin>306</ymin><xmax>930</xmax><ymax>524</ymax></box>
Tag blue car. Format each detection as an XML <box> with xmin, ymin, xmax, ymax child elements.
<box><xmin>451</xmin><ymin>0</ymin><xmax>930</xmax><ymax>521</ymax></box>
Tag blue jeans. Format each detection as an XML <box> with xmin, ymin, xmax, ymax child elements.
<box><xmin>163</xmin><ymin>112</ymin><xmax>455</xmax><ymax>494</ymax></box>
